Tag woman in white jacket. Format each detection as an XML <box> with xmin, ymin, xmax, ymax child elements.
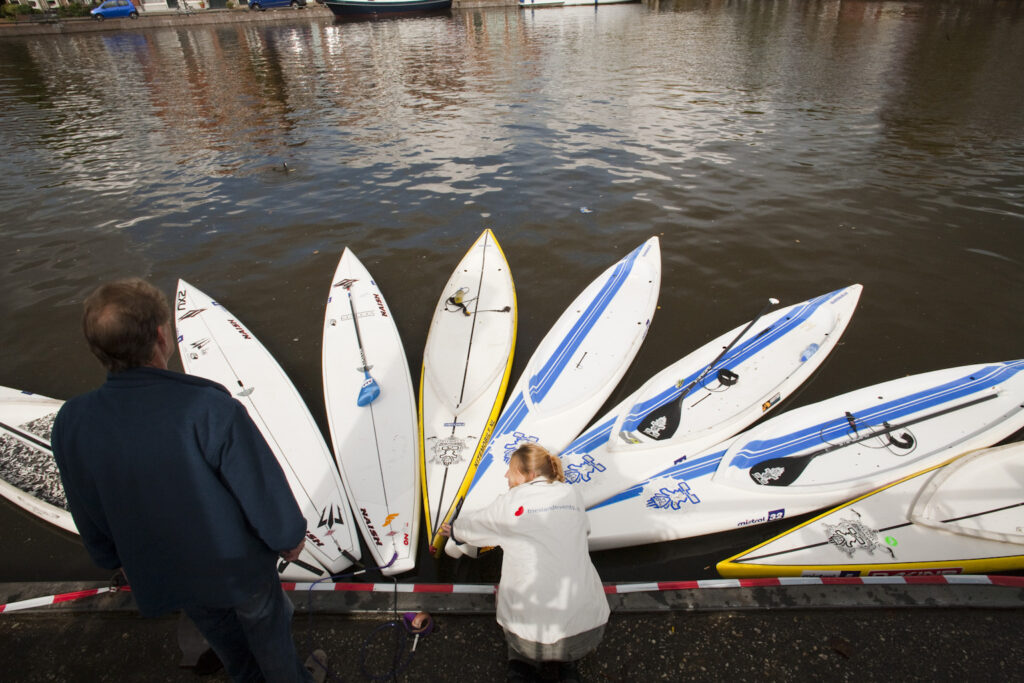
<box><xmin>443</xmin><ymin>443</ymin><xmax>610</xmax><ymax>682</ymax></box>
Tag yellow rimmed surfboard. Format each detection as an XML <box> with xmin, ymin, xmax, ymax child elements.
<box><xmin>717</xmin><ymin>441</ymin><xmax>1024</xmax><ymax>578</ymax></box>
<box><xmin>419</xmin><ymin>230</ymin><xmax>517</xmax><ymax>557</ymax></box>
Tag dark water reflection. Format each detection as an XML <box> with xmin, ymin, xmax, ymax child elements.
<box><xmin>1</xmin><ymin>0</ymin><xmax>1022</xmax><ymax>583</ymax></box>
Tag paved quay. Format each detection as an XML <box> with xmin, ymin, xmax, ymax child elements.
<box><xmin>2</xmin><ymin>578</ymin><xmax>1023</xmax><ymax>681</ymax></box>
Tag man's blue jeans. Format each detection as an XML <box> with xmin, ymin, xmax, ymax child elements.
<box><xmin>183</xmin><ymin>581</ymin><xmax>313</xmax><ymax>683</ymax></box>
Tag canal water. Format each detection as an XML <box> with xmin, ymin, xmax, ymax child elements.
<box><xmin>1</xmin><ymin>0</ymin><xmax>1022</xmax><ymax>584</ymax></box>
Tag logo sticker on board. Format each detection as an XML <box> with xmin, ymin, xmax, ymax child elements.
<box><xmin>564</xmin><ymin>454</ymin><xmax>606</xmax><ymax>484</ymax></box>
<box><xmin>645</xmin><ymin>478</ymin><xmax>701</xmax><ymax>511</ymax></box>
<box><xmin>824</xmin><ymin>510</ymin><xmax>894</xmax><ymax>559</ymax></box>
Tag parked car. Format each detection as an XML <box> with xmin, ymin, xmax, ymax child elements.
<box><xmin>249</xmin><ymin>0</ymin><xmax>307</xmax><ymax>9</ymax></box>
<box><xmin>91</xmin><ymin>0</ymin><xmax>139</xmax><ymax>20</ymax></box>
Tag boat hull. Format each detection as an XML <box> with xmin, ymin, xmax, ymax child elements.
<box><xmin>324</xmin><ymin>0</ymin><xmax>451</xmax><ymax>15</ymax></box>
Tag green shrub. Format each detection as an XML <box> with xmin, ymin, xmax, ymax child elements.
<box><xmin>57</xmin><ymin>3</ymin><xmax>93</xmax><ymax>17</ymax></box>
<box><xmin>2</xmin><ymin>4</ymin><xmax>40</xmax><ymax>20</ymax></box>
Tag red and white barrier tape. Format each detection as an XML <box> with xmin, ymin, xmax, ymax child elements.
<box><xmin>5</xmin><ymin>575</ymin><xmax>1024</xmax><ymax>614</ymax></box>
<box><xmin>0</xmin><ymin>586</ymin><xmax>118</xmax><ymax>614</ymax></box>
<box><xmin>283</xmin><ymin>574</ymin><xmax>1024</xmax><ymax>595</ymax></box>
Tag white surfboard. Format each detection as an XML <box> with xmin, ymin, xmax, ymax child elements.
<box><xmin>447</xmin><ymin>236</ymin><xmax>661</xmax><ymax>557</ymax></box>
<box><xmin>420</xmin><ymin>230</ymin><xmax>516</xmax><ymax>556</ymax></box>
<box><xmin>175</xmin><ymin>280</ymin><xmax>360</xmax><ymax>579</ymax></box>
<box><xmin>0</xmin><ymin>387</ymin><xmax>74</xmax><ymax>534</ymax></box>
<box><xmin>323</xmin><ymin>249</ymin><xmax>420</xmax><ymax>576</ymax></box>
<box><xmin>717</xmin><ymin>442</ymin><xmax>1024</xmax><ymax>577</ymax></box>
<box><xmin>587</xmin><ymin>360</ymin><xmax>1024</xmax><ymax>552</ymax></box>
<box><xmin>562</xmin><ymin>285</ymin><xmax>862</xmax><ymax>507</ymax></box>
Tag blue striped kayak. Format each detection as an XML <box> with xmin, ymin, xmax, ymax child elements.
<box><xmin>562</xmin><ymin>285</ymin><xmax>862</xmax><ymax>507</ymax></box>
<box><xmin>446</xmin><ymin>237</ymin><xmax>661</xmax><ymax>557</ymax></box>
<box><xmin>586</xmin><ymin>360</ymin><xmax>1024</xmax><ymax>551</ymax></box>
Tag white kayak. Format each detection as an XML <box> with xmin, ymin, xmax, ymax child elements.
<box><xmin>175</xmin><ymin>280</ymin><xmax>360</xmax><ymax>580</ymax></box>
<box><xmin>587</xmin><ymin>360</ymin><xmax>1024</xmax><ymax>551</ymax></box>
<box><xmin>420</xmin><ymin>230</ymin><xmax>516</xmax><ymax>556</ymax></box>
<box><xmin>562</xmin><ymin>285</ymin><xmax>862</xmax><ymax>507</ymax></box>
<box><xmin>0</xmin><ymin>387</ymin><xmax>74</xmax><ymax>534</ymax></box>
<box><xmin>323</xmin><ymin>249</ymin><xmax>420</xmax><ymax>575</ymax></box>
<box><xmin>447</xmin><ymin>236</ymin><xmax>661</xmax><ymax>557</ymax></box>
<box><xmin>717</xmin><ymin>441</ymin><xmax>1024</xmax><ymax>577</ymax></box>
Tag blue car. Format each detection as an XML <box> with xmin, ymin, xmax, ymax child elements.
<box><xmin>249</xmin><ymin>0</ymin><xmax>307</xmax><ymax>9</ymax></box>
<box><xmin>91</xmin><ymin>0</ymin><xmax>139</xmax><ymax>20</ymax></box>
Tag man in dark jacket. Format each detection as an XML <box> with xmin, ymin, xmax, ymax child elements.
<box><xmin>52</xmin><ymin>278</ymin><xmax>322</xmax><ymax>682</ymax></box>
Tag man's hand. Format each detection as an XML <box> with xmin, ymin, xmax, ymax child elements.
<box><xmin>280</xmin><ymin>538</ymin><xmax>305</xmax><ymax>562</ymax></box>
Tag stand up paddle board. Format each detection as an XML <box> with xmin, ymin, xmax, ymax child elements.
<box><xmin>176</xmin><ymin>280</ymin><xmax>360</xmax><ymax>580</ymax></box>
<box><xmin>587</xmin><ymin>360</ymin><xmax>1024</xmax><ymax>551</ymax></box>
<box><xmin>562</xmin><ymin>285</ymin><xmax>862</xmax><ymax>507</ymax></box>
<box><xmin>0</xmin><ymin>387</ymin><xmax>74</xmax><ymax>534</ymax></box>
<box><xmin>323</xmin><ymin>249</ymin><xmax>420</xmax><ymax>575</ymax></box>
<box><xmin>447</xmin><ymin>236</ymin><xmax>661</xmax><ymax>557</ymax></box>
<box><xmin>717</xmin><ymin>441</ymin><xmax>1024</xmax><ymax>577</ymax></box>
<box><xmin>420</xmin><ymin>230</ymin><xmax>516</xmax><ymax>556</ymax></box>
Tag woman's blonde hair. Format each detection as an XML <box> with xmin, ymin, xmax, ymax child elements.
<box><xmin>509</xmin><ymin>442</ymin><xmax>565</xmax><ymax>483</ymax></box>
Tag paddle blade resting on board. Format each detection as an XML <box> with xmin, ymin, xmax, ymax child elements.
<box><xmin>717</xmin><ymin>442</ymin><xmax>1024</xmax><ymax>578</ymax></box>
<box><xmin>175</xmin><ymin>280</ymin><xmax>358</xmax><ymax>577</ymax></box>
<box><xmin>323</xmin><ymin>249</ymin><xmax>420</xmax><ymax>575</ymax></box>
<box><xmin>420</xmin><ymin>229</ymin><xmax>517</xmax><ymax>557</ymax></box>
<box><xmin>446</xmin><ymin>236</ymin><xmax>661</xmax><ymax>558</ymax></box>
<box><xmin>561</xmin><ymin>285</ymin><xmax>862</xmax><ymax>507</ymax></box>
<box><xmin>585</xmin><ymin>360</ymin><xmax>1024</xmax><ymax>552</ymax></box>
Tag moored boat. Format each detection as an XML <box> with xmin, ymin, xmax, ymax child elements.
<box><xmin>323</xmin><ymin>0</ymin><xmax>451</xmax><ymax>15</ymax></box>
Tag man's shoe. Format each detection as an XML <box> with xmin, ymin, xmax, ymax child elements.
<box><xmin>304</xmin><ymin>649</ymin><xmax>328</xmax><ymax>683</ymax></box>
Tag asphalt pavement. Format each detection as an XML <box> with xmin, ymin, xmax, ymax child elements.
<box><xmin>2</xmin><ymin>579</ymin><xmax>1023</xmax><ymax>681</ymax></box>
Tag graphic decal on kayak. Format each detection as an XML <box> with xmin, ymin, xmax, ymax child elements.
<box><xmin>825</xmin><ymin>510</ymin><xmax>895</xmax><ymax>559</ymax></box>
<box><xmin>564</xmin><ymin>454</ymin><xmax>606</xmax><ymax>484</ymax></box>
<box><xmin>588</xmin><ymin>449</ymin><xmax>727</xmax><ymax>511</ymax></box>
<box><xmin>645</xmin><ymin>479</ymin><xmax>701</xmax><ymax>511</ymax></box>
<box><xmin>317</xmin><ymin>503</ymin><xmax>346</xmax><ymax>530</ymax></box>
<box><xmin>428</xmin><ymin>436</ymin><xmax>469</xmax><ymax>467</ymax></box>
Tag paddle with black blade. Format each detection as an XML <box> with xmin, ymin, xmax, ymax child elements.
<box><xmin>628</xmin><ymin>297</ymin><xmax>780</xmax><ymax>443</ymax></box>
<box><xmin>746</xmin><ymin>391</ymin><xmax>999</xmax><ymax>487</ymax></box>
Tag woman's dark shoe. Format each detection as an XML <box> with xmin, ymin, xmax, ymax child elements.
<box><xmin>507</xmin><ymin>658</ymin><xmax>539</xmax><ymax>682</ymax></box>
<box><xmin>558</xmin><ymin>660</ymin><xmax>582</xmax><ymax>683</ymax></box>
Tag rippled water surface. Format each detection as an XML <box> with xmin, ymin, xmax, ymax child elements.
<box><xmin>1</xmin><ymin>0</ymin><xmax>1023</xmax><ymax>582</ymax></box>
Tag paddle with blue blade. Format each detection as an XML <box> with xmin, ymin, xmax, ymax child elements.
<box><xmin>340</xmin><ymin>281</ymin><xmax>381</xmax><ymax>407</ymax></box>
<box><xmin>746</xmin><ymin>392</ymin><xmax>998</xmax><ymax>487</ymax></box>
<box><xmin>630</xmin><ymin>297</ymin><xmax>779</xmax><ymax>443</ymax></box>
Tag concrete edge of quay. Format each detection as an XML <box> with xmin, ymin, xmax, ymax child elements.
<box><xmin>4</xmin><ymin>579</ymin><xmax>1024</xmax><ymax>616</ymax></box>
<box><xmin>0</xmin><ymin>1</ymin><xmax>519</xmax><ymax>38</ymax></box>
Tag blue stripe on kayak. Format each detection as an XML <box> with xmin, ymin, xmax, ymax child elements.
<box><xmin>588</xmin><ymin>448</ymin><xmax>728</xmax><ymax>510</ymax></box>
<box><xmin>560</xmin><ymin>415</ymin><xmax>616</xmax><ymax>459</ymax></box>
<box><xmin>467</xmin><ymin>391</ymin><xmax>530</xmax><ymax>491</ymax></box>
<box><xmin>618</xmin><ymin>287</ymin><xmax>844</xmax><ymax>433</ymax></box>
<box><xmin>727</xmin><ymin>361</ymin><xmax>1024</xmax><ymax>470</ymax></box>
<box><xmin>527</xmin><ymin>243</ymin><xmax>643</xmax><ymax>405</ymax></box>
